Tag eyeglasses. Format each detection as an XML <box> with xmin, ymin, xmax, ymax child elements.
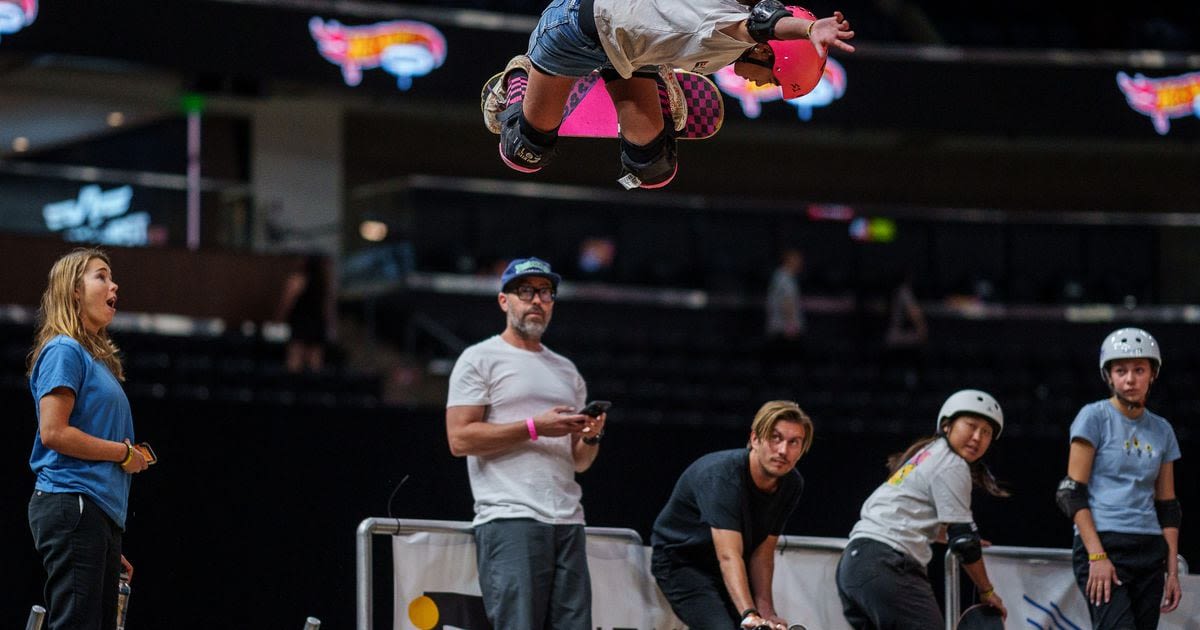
<box><xmin>510</xmin><ymin>285</ymin><xmax>556</xmax><ymax>302</ymax></box>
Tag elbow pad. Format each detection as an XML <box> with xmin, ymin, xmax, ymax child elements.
<box><xmin>947</xmin><ymin>522</ymin><xmax>983</xmax><ymax>564</ymax></box>
<box><xmin>1056</xmin><ymin>477</ymin><xmax>1090</xmax><ymax>520</ymax></box>
<box><xmin>747</xmin><ymin>0</ymin><xmax>790</xmax><ymax>43</ymax></box>
<box><xmin>1156</xmin><ymin>498</ymin><xmax>1182</xmax><ymax>529</ymax></box>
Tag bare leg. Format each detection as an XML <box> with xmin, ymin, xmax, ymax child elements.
<box><xmin>605</xmin><ymin>76</ymin><xmax>663</xmax><ymax>145</ymax></box>
<box><xmin>523</xmin><ymin>67</ymin><xmax>579</xmax><ymax>133</ymax></box>
<box><xmin>305</xmin><ymin>345</ymin><xmax>325</xmax><ymax>373</ymax></box>
<box><xmin>286</xmin><ymin>342</ymin><xmax>304</xmax><ymax>373</ymax></box>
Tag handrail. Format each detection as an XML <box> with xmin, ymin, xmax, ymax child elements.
<box><xmin>355</xmin><ymin>517</ymin><xmax>643</xmax><ymax>630</ymax></box>
<box><xmin>944</xmin><ymin>545</ymin><xmax>1190</xmax><ymax>629</ymax></box>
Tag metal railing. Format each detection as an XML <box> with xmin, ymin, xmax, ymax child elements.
<box><xmin>355</xmin><ymin>517</ymin><xmax>643</xmax><ymax>630</ymax></box>
<box><xmin>944</xmin><ymin>545</ymin><xmax>1190</xmax><ymax>630</ymax></box>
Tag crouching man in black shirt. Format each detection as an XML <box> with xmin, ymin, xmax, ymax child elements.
<box><xmin>651</xmin><ymin>400</ymin><xmax>812</xmax><ymax>630</ymax></box>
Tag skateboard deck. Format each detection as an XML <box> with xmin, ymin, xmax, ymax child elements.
<box><xmin>482</xmin><ymin>69</ymin><xmax>724</xmax><ymax>140</ymax></box>
<box><xmin>956</xmin><ymin>603</ymin><xmax>1004</xmax><ymax>630</ymax></box>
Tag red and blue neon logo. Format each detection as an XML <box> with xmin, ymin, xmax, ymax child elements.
<box><xmin>0</xmin><ymin>0</ymin><xmax>36</xmax><ymax>41</ymax></box>
<box><xmin>1117</xmin><ymin>70</ymin><xmax>1200</xmax><ymax>135</ymax></box>
<box><xmin>310</xmin><ymin>17</ymin><xmax>447</xmax><ymax>90</ymax></box>
<box><xmin>714</xmin><ymin>57</ymin><xmax>847</xmax><ymax>121</ymax></box>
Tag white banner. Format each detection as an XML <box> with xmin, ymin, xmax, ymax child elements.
<box><xmin>390</xmin><ymin>527</ymin><xmax>1197</xmax><ymax>630</ymax></box>
<box><xmin>986</xmin><ymin>552</ymin><xmax>1200</xmax><ymax>629</ymax></box>
<box><xmin>392</xmin><ymin>528</ymin><xmax>685</xmax><ymax>630</ymax></box>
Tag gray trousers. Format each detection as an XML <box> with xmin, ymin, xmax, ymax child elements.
<box><xmin>474</xmin><ymin>518</ymin><xmax>591</xmax><ymax>630</ymax></box>
<box><xmin>836</xmin><ymin>537</ymin><xmax>943</xmax><ymax>630</ymax></box>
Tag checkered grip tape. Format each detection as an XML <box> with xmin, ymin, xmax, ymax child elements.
<box><xmin>672</xmin><ymin>73</ymin><xmax>723</xmax><ymax>139</ymax></box>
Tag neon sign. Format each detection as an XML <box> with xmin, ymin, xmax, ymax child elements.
<box><xmin>0</xmin><ymin>0</ymin><xmax>36</xmax><ymax>41</ymax></box>
<box><xmin>1116</xmin><ymin>71</ymin><xmax>1200</xmax><ymax>135</ymax></box>
<box><xmin>43</xmin><ymin>185</ymin><xmax>151</xmax><ymax>247</ymax></box>
<box><xmin>309</xmin><ymin>17</ymin><xmax>446</xmax><ymax>90</ymax></box>
<box><xmin>714</xmin><ymin>57</ymin><xmax>846</xmax><ymax>121</ymax></box>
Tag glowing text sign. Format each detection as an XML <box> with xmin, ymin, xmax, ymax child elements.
<box><xmin>1117</xmin><ymin>71</ymin><xmax>1200</xmax><ymax>135</ymax></box>
<box><xmin>43</xmin><ymin>185</ymin><xmax>151</xmax><ymax>247</ymax></box>
<box><xmin>714</xmin><ymin>57</ymin><xmax>847</xmax><ymax>121</ymax></box>
<box><xmin>309</xmin><ymin>17</ymin><xmax>446</xmax><ymax>90</ymax></box>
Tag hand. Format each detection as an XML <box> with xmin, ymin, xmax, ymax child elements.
<box><xmin>809</xmin><ymin>11</ymin><xmax>856</xmax><ymax>56</ymax></box>
<box><xmin>981</xmin><ymin>590</ymin><xmax>1007</xmax><ymax>621</ymax></box>
<box><xmin>119</xmin><ymin>439</ymin><xmax>149</xmax><ymax>473</ymax></box>
<box><xmin>762</xmin><ymin>612</ymin><xmax>790</xmax><ymax>630</ymax></box>
<box><xmin>533</xmin><ymin>406</ymin><xmax>587</xmax><ymax>438</ymax></box>
<box><xmin>580</xmin><ymin>412</ymin><xmax>606</xmax><ymax>439</ymax></box>
<box><xmin>739</xmin><ymin>612</ymin><xmax>769</xmax><ymax>629</ymax></box>
<box><xmin>1161</xmin><ymin>572</ymin><xmax>1182</xmax><ymax>613</ymax></box>
<box><xmin>1086</xmin><ymin>558</ymin><xmax>1122</xmax><ymax>606</ymax></box>
<box><xmin>120</xmin><ymin>554</ymin><xmax>134</xmax><ymax>582</ymax></box>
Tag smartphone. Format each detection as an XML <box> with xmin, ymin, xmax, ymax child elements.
<box><xmin>578</xmin><ymin>400</ymin><xmax>611</xmax><ymax>417</ymax></box>
<box><xmin>136</xmin><ymin>442</ymin><xmax>158</xmax><ymax>465</ymax></box>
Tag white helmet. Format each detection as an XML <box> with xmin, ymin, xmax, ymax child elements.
<box><xmin>1099</xmin><ymin>327</ymin><xmax>1161</xmax><ymax>381</ymax></box>
<box><xmin>936</xmin><ymin>389</ymin><xmax>1004</xmax><ymax>438</ymax></box>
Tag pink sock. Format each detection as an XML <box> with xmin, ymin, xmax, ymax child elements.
<box><xmin>506</xmin><ymin>71</ymin><xmax>529</xmax><ymax>106</ymax></box>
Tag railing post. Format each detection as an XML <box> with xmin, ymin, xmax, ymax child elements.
<box><xmin>357</xmin><ymin>518</ymin><xmax>377</xmax><ymax>630</ymax></box>
<box><xmin>26</xmin><ymin>605</ymin><xmax>46</xmax><ymax>630</ymax></box>
<box><xmin>944</xmin><ymin>548</ymin><xmax>960</xmax><ymax>630</ymax></box>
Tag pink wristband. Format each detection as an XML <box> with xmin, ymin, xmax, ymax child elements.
<box><xmin>525</xmin><ymin>417</ymin><xmax>538</xmax><ymax>441</ymax></box>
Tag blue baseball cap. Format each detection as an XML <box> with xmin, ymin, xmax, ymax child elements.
<box><xmin>500</xmin><ymin>257</ymin><xmax>561</xmax><ymax>291</ymax></box>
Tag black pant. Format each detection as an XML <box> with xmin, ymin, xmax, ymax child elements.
<box><xmin>836</xmin><ymin>538</ymin><xmax>943</xmax><ymax>630</ymax></box>
<box><xmin>1072</xmin><ymin>533</ymin><xmax>1167</xmax><ymax>630</ymax></box>
<box><xmin>651</xmin><ymin>549</ymin><xmax>740</xmax><ymax>630</ymax></box>
<box><xmin>28</xmin><ymin>491</ymin><xmax>122</xmax><ymax>630</ymax></box>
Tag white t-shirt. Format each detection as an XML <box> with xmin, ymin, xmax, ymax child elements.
<box><xmin>447</xmin><ymin>335</ymin><xmax>588</xmax><ymax>526</ymax></box>
<box><xmin>593</xmin><ymin>0</ymin><xmax>753</xmax><ymax>78</ymax></box>
<box><xmin>849</xmin><ymin>438</ymin><xmax>974</xmax><ymax>565</ymax></box>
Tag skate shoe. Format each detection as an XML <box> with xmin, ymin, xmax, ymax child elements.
<box><xmin>483</xmin><ymin>55</ymin><xmax>534</xmax><ymax>134</ymax></box>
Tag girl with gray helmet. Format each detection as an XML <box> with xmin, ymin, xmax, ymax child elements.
<box><xmin>1055</xmin><ymin>328</ymin><xmax>1182</xmax><ymax>629</ymax></box>
<box><xmin>835</xmin><ymin>390</ymin><xmax>1009</xmax><ymax>629</ymax></box>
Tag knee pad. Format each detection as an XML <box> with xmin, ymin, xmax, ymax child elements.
<box><xmin>498</xmin><ymin>103</ymin><xmax>557</xmax><ymax>172</ymax></box>
<box><xmin>617</xmin><ymin>128</ymin><xmax>677</xmax><ymax>190</ymax></box>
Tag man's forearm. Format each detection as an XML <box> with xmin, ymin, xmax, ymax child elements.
<box><xmin>717</xmin><ymin>554</ymin><xmax>757</xmax><ymax>615</ymax></box>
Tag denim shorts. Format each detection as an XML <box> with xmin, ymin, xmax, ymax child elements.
<box><xmin>526</xmin><ymin>0</ymin><xmax>609</xmax><ymax>77</ymax></box>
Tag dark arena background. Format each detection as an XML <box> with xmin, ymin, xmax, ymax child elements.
<box><xmin>2</xmin><ymin>0</ymin><xmax>1199</xmax><ymax>628</ymax></box>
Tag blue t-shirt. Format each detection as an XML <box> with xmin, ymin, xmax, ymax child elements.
<box><xmin>1070</xmin><ymin>400</ymin><xmax>1181</xmax><ymax>535</ymax></box>
<box><xmin>29</xmin><ymin>335</ymin><xmax>134</xmax><ymax>530</ymax></box>
<box><xmin>651</xmin><ymin>449</ymin><xmax>803</xmax><ymax>572</ymax></box>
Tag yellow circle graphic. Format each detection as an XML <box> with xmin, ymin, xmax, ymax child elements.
<box><xmin>408</xmin><ymin>595</ymin><xmax>439</xmax><ymax>630</ymax></box>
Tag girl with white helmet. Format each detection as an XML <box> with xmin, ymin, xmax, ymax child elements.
<box><xmin>836</xmin><ymin>389</ymin><xmax>1009</xmax><ymax>629</ymax></box>
<box><xmin>1055</xmin><ymin>328</ymin><xmax>1182</xmax><ymax>629</ymax></box>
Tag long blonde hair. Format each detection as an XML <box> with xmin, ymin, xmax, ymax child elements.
<box><xmin>26</xmin><ymin>248</ymin><xmax>125</xmax><ymax>381</ymax></box>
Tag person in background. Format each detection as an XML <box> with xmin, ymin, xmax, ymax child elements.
<box><xmin>26</xmin><ymin>247</ymin><xmax>151</xmax><ymax>630</ymax></box>
<box><xmin>651</xmin><ymin>400</ymin><xmax>812</xmax><ymax>630</ymax></box>
<box><xmin>1056</xmin><ymin>328</ymin><xmax>1182</xmax><ymax>629</ymax></box>
<box><xmin>277</xmin><ymin>254</ymin><xmax>335</xmax><ymax>373</ymax></box>
<box><xmin>837</xmin><ymin>389</ymin><xmax>1009</xmax><ymax>629</ymax></box>
<box><xmin>445</xmin><ymin>256</ymin><xmax>607</xmax><ymax>630</ymax></box>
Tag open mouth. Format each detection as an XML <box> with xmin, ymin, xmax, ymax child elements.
<box><xmin>106</xmin><ymin>297</ymin><xmax>117</xmax><ymax>309</ymax></box>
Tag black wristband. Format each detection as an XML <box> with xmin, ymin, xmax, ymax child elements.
<box><xmin>582</xmin><ymin>431</ymin><xmax>603</xmax><ymax>445</ymax></box>
<box><xmin>747</xmin><ymin>0</ymin><xmax>790</xmax><ymax>43</ymax></box>
<box><xmin>741</xmin><ymin>607</ymin><xmax>760</xmax><ymax>619</ymax></box>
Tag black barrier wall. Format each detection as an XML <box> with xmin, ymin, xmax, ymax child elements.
<box><xmin>3</xmin><ymin>386</ymin><xmax>1194</xmax><ymax>628</ymax></box>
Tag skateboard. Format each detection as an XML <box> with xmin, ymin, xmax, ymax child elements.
<box><xmin>482</xmin><ymin>69</ymin><xmax>724</xmax><ymax>140</ymax></box>
<box><xmin>956</xmin><ymin>603</ymin><xmax>1004</xmax><ymax>630</ymax></box>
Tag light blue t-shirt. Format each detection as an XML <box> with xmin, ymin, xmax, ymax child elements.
<box><xmin>1070</xmin><ymin>400</ymin><xmax>1180</xmax><ymax>535</ymax></box>
<box><xmin>29</xmin><ymin>335</ymin><xmax>134</xmax><ymax>530</ymax></box>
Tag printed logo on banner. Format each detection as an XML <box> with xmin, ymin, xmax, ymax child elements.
<box><xmin>309</xmin><ymin>17</ymin><xmax>447</xmax><ymax>90</ymax></box>
<box><xmin>1116</xmin><ymin>70</ymin><xmax>1200</xmax><ymax>135</ymax></box>
<box><xmin>0</xmin><ymin>0</ymin><xmax>36</xmax><ymax>42</ymax></box>
<box><xmin>1022</xmin><ymin>594</ymin><xmax>1084</xmax><ymax>630</ymax></box>
<box><xmin>407</xmin><ymin>592</ymin><xmax>488</xmax><ymax>629</ymax></box>
<box><xmin>714</xmin><ymin>57</ymin><xmax>847</xmax><ymax>120</ymax></box>
<box><xmin>43</xmin><ymin>185</ymin><xmax>152</xmax><ymax>247</ymax></box>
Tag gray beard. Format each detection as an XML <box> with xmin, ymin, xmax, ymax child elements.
<box><xmin>509</xmin><ymin>310</ymin><xmax>548</xmax><ymax>340</ymax></box>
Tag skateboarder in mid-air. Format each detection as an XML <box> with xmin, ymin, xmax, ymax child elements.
<box><xmin>482</xmin><ymin>0</ymin><xmax>855</xmax><ymax>189</ymax></box>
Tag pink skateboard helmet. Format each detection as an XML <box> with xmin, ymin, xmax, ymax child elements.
<box><xmin>769</xmin><ymin>6</ymin><xmax>827</xmax><ymax>99</ymax></box>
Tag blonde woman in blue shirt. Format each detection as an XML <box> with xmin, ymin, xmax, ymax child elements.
<box><xmin>27</xmin><ymin>248</ymin><xmax>150</xmax><ymax>630</ymax></box>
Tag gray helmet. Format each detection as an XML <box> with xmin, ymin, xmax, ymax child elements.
<box><xmin>936</xmin><ymin>389</ymin><xmax>1004</xmax><ymax>438</ymax></box>
<box><xmin>1099</xmin><ymin>327</ymin><xmax>1161</xmax><ymax>381</ymax></box>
